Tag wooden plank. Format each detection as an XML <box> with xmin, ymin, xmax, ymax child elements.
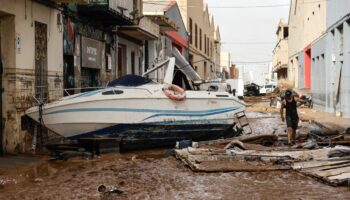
<box><xmin>328</xmin><ymin>172</ymin><xmax>350</xmax><ymax>180</ymax></box>
<box><xmin>292</xmin><ymin>160</ymin><xmax>350</xmax><ymax>170</ymax></box>
<box><xmin>314</xmin><ymin>166</ymin><xmax>350</xmax><ymax>177</ymax></box>
<box><xmin>300</xmin><ymin>163</ymin><xmax>350</xmax><ymax>172</ymax></box>
<box><xmin>229</xmin><ymin>148</ymin><xmax>331</xmax><ymax>161</ymax></box>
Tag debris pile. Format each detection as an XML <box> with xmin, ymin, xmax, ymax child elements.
<box><xmin>175</xmin><ymin>130</ymin><xmax>350</xmax><ymax>187</ymax></box>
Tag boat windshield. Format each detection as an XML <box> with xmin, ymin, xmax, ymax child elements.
<box><xmin>108</xmin><ymin>75</ymin><xmax>157</xmax><ymax>87</ymax></box>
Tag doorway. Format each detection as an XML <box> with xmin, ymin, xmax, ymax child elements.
<box><xmin>117</xmin><ymin>44</ymin><xmax>126</xmax><ymax>77</ymax></box>
<box><xmin>34</xmin><ymin>21</ymin><xmax>48</xmax><ymax>101</ymax></box>
<box><xmin>304</xmin><ymin>46</ymin><xmax>311</xmax><ymax>89</ymax></box>
<box><xmin>63</xmin><ymin>55</ymin><xmax>75</xmax><ymax>96</ymax></box>
<box><xmin>131</xmin><ymin>51</ymin><xmax>135</xmax><ymax>75</ymax></box>
<box><xmin>0</xmin><ymin>18</ymin><xmax>3</xmax><ymax>155</ymax></box>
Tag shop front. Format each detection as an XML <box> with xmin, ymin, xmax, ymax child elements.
<box><xmin>63</xmin><ymin>16</ymin><xmax>117</xmax><ymax>94</ymax></box>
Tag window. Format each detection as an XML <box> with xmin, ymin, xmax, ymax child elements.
<box><xmin>102</xmin><ymin>90</ymin><xmax>124</xmax><ymax>95</ymax></box>
<box><xmin>195</xmin><ymin>24</ymin><xmax>198</xmax><ymax>48</ymax></box>
<box><xmin>337</xmin><ymin>25</ymin><xmax>344</xmax><ymax>54</ymax></box>
<box><xmin>131</xmin><ymin>51</ymin><xmax>135</xmax><ymax>74</ymax></box>
<box><xmin>144</xmin><ymin>41</ymin><xmax>149</xmax><ymax>72</ymax></box>
<box><xmin>283</xmin><ymin>27</ymin><xmax>289</xmax><ymax>39</ymax></box>
<box><xmin>189</xmin><ymin>18</ymin><xmax>193</xmax><ymax>44</ymax></box>
<box><xmin>208</xmin><ymin>41</ymin><xmax>211</xmax><ymax>57</ymax></box>
<box><xmin>204</xmin><ymin>34</ymin><xmax>207</xmax><ymax>54</ymax></box>
<box><xmin>199</xmin><ymin>28</ymin><xmax>202</xmax><ymax>51</ymax></box>
<box><xmin>206</xmin><ymin>37</ymin><xmax>209</xmax><ymax>55</ymax></box>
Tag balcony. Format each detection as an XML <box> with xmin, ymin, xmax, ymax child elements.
<box><xmin>77</xmin><ymin>0</ymin><xmax>136</xmax><ymax>25</ymax></box>
<box><xmin>119</xmin><ymin>17</ymin><xmax>159</xmax><ymax>41</ymax></box>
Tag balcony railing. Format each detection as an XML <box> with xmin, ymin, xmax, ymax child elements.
<box><xmin>89</xmin><ymin>0</ymin><xmax>135</xmax><ymax>19</ymax></box>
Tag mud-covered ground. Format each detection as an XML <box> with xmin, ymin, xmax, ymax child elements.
<box><xmin>1</xmin><ymin>98</ymin><xmax>350</xmax><ymax>199</ymax></box>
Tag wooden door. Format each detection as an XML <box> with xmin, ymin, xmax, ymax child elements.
<box><xmin>0</xmin><ymin>19</ymin><xmax>2</xmax><ymax>154</ymax></box>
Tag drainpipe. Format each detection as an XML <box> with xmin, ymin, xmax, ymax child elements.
<box><xmin>186</xmin><ymin>31</ymin><xmax>190</xmax><ymax>62</ymax></box>
<box><xmin>113</xmin><ymin>27</ymin><xmax>118</xmax><ymax>79</ymax></box>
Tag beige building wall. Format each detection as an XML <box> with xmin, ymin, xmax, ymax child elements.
<box><xmin>272</xmin><ymin>19</ymin><xmax>288</xmax><ymax>78</ymax></box>
<box><xmin>288</xmin><ymin>0</ymin><xmax>327</xmax><ymax>87</ymax></box>
<box><xmin>176</xmin><ymin>0</ymin><xmax>220</xmax><ymax>80</ymax></box>
<box><xmin>0</xmin><ymin>0</ymin><xmax>63</xmax><ymax>153</ymax></box>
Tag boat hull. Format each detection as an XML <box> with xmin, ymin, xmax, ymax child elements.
<box><xmin>71</xmin><ymin>122</ymin><xmax>235</xmax><ymax>151</ymax></box>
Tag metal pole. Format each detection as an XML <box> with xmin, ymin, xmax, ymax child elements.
<box><xmin>186</xmin><ymin>32</ymin><xmax>190</xmax><ymax>62</ymax></box>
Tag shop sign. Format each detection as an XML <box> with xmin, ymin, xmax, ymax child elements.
<box><xmin>81</xmin><ymin>36</ymin><xmax>103</xmax><ymax>69</ymax></box>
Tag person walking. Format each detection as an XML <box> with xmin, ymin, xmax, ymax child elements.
<box><xmin>280</xmin><ymin>89</ymin><xmax>306</xmax><ymax>145</ymax></box>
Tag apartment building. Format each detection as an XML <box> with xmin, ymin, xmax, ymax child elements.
<box><xmin>176</xmin><ymin>0</ymin><xmax>221</xmax><ymax>80</ymax></box>
<box><xmin>310</xmin><ymin>0</ymin><xmax>350</xmax><ymax>117</ymax></box>
<box><xmin>272</xmin><ymin>19</ymin><xmax>289</xmax><ymax>80</ymax></box>
<box><xmin>288</xmin><ymin>0</ymin><xmax>327</xmax><ymax>88</ymax></box>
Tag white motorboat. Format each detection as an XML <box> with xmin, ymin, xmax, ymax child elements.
<box><xmin>26</xmin><ymin>50</ymin><xmax>246</xmax><ymax>148</ymax></box>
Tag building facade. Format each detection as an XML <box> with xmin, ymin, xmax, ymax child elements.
<box><xmin>288</xmin><ymin>0</ymin><xmax>327</xmax><ymax>88</ymax></box>
<box><xmin>0</xmin><ymin>0</ymin><xmax>159</xmax><ymax>153</ymax></box>
<box><xmin>176</xmin><ymin>0</ymin><xmax>221</xmax><ymax>80</ymax></box>
<box><xmin>0</xmin><ymin>0</ymin><xmax>64</xmax><ymax>153</ymax></box>
<box><xmin>272</xmin><ymin>19</ymin><xmax>289</xmax><ymax>80</ymax></box>
<box><xmin>220</xmin><ymin>51</ymin><xmax>231</xmax><ymax>79</ymax></box>
<box><xmin>143</xmin><ymin>0</ymin><xmax>188</xmax><ymax>83</ymax></box>
<box><xmin>310</xmin><ymin>0</ymin><xmax>350</xmax><ymax>117</ymax></box>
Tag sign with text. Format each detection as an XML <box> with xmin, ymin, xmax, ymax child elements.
<box><xmin>81</xmin><ymin>36</ymin><xmax>103</xmax><ymax>69</ymax></box>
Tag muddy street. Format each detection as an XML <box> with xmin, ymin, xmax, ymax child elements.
<box><xmin>1</xmin><ymin>150</ymin><xmax>350</xmax><ymax>199</ymax></box>
<box><xmin>1</xmin><ymin>110</ymin><xmax>350</xmax><ymax>199</ymax></box>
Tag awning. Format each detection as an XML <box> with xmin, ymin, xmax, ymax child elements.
<box><xmin>166</xmin><ymin>31</ymin><xmax>188</xmax><ymax>47</ymax></box>
<box><xmin>119</xmin><ymin>27</ymin><xmax>158</xmax><ymax>41</ymax></box>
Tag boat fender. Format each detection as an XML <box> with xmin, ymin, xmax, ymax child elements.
<box><xmin>163</xmin><ymin>84</ymin><xmax>186</xmax><ymax>101</ymax></box>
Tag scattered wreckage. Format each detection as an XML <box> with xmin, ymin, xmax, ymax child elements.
<box><xmin>175</xmin><ymin>127</ymin><xmax>350</xmax><ymax>187</ymax></box>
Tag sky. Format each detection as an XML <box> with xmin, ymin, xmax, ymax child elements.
<box><xmin>204</xmin><ymin>0</ymin><xmax>291</xmax><ymax>84</ymax></box>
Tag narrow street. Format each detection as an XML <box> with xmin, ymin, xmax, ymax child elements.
<box><xmin>1</xmin><ymin>98</ymin><xmax>350</xmax><ymax>199</ymax></box>
<box><xmin>1</xmin><ymin>0</ymin><xmax>350</xmax><ymax>199</ymax></box>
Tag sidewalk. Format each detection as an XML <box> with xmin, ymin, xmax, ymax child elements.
<box><xmin>299</xmin><ymin>108</ymin><xmax>350</xmax><ymax>133</ymax></box>
<box><xmin>0</xmin><ymin>154</ymin><xmax>42</xmax><ymax>169</ymax></box>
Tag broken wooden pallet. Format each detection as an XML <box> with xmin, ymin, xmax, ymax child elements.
<box><xmin>175</xmin><ymin>148</ymin><xmax>290</xmax><ymax>172</ymax></box>
<box><xmin>292</xmin><ymin>158</ymin><xmax>350</xmax><ymax>186</ymax></box>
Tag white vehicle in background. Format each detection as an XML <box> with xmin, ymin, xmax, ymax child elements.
<box><xmin>199</xmin><ymin>82</ymin><xmax>229</xmax><ymax>92</ymax></box>
<box><xmin>259</xmin><ymin>84</ymin><xmax>277</xmax><ymax>95</ymax></box>
<box><xmin>225</xmin><ymin>79</ymin><xmax>244</xmax><ymax>98</ymax></box>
